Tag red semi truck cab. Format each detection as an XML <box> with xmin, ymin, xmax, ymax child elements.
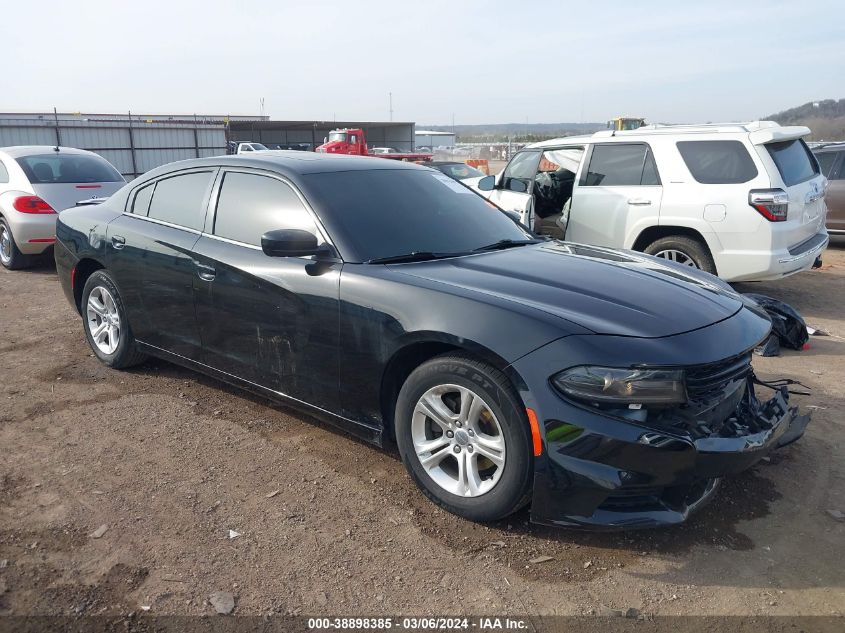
<box><xmin>316</xmin><ymin>128</ymin><xmax>433</xmax><ymax>162</ymax></box>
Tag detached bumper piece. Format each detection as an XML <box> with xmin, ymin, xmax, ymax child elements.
<box><xmin>533</xmin><ymin>372</ymin><xmax>811</xmax><ymax>530</ymax></box>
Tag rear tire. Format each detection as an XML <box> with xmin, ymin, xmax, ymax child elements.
<box><xmin>644</xmin><ymin>235</ymin><xmax>716</xmax><ymax>275</ymax></box>
<box><xmin>395</xmin><ymin>354</ymin><xmax>533</xmax><ymax>522</ymax></box>
<box><xmin>0</xmin><ymin>218</ymin><xmax>32</xmax><ymax>270</ymax></box>
<box><xmin>81</xmin><ymin>270</ymin><xmax>147</xmax><ymax>369</ymax></box>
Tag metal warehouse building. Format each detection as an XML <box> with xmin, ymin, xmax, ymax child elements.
<box><xmin>227</xmin><ymin>119</ymin><xmax>416</xmax><ymax>152</ymax></box>
<box><xmin>415</xmin><ymin>129</ymin><xmax>456</xmax><ymax>148</ymax></box>
<box><xmin>0</xmin><ymin>113</ymin><xmax>416</xmax><ymax>179</ymax></box>
<box><xmin>0</xmin><ymin>112</ymin><xmax>237</xmax><ymax>180</ymax></box>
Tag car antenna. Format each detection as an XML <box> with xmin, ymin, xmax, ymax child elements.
<box><xmin>52</xmin><ymin>107</ymin><xmax>60</xmax><ymax>152</ymax></box>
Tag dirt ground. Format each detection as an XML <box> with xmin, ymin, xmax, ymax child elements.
<box><xmin>0</xmin><ymin>239</ymin><xmax>844</xmax><ymax>622</ymax></box>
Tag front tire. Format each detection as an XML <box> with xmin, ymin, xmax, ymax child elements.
<box><xmin>395</xmin><ymin>354</ymin><xmax>533</xmax><ymax>522</ymax></box>
<box><xmin>644</xmin><ymin>235</ymin><xmax>716</xmax><ymax>275</ymax></box>
<box><xmin>81</xmin><ymin>270</ymin><xmax>147</xmax><ymax>368</ymax></box>
<box><xmin>0</xmin><ymin>218</ymin><xmax>31</xmax><ymax>270</ymax></box>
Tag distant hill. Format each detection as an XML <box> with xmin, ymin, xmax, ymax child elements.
<box><xmin>767</xmin><ymin>99</ymin><xmax>845</xmax><ymax>141</ymax></box>
<box><xmin>421</xmin><ymin>122</ymin><xmax>605</xmax><ymax>143</ymax></box>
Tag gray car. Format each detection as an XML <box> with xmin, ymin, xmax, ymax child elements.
<box><xmin>0</xmin><ymin>146</ymin><xmax>125</xmax><ymax>269</ymax></box>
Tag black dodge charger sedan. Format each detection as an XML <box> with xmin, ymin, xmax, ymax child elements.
<box><xmin>55</xmin><ymin>153</ymin><xmax>810</xmax><ymax>529</ymax></box>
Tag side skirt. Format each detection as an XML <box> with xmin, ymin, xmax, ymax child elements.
<box><xmin>135</xmin><ymin>341</ymin><xmax>383</xmax><ymax>446</ymax></box>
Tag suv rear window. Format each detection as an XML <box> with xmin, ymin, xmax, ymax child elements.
<box><xmin>676</xmin><ymin>141</ymin><xmax>758</xmax><ymax>184</ymax></box>
<box><xmin>765</xmin><ymin>139</ymin><xmax>818</xmax><ymax>187</ymax></box>
<box><xmin>16</xmin><ymin>154</ymin><xmax>123</xmax><ymax>184</ymax></box>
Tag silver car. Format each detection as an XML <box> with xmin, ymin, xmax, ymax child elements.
<box><xmin>0</xmin><ymin>146</ymin><xmax>125</xmax><ymax>269</ymax></box>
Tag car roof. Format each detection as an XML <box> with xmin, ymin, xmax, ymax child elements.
<box><xmin>0</xmin><ymin>145</ymin><xmax>98</xmax><ymax>158</ymax></box>
<box><xmin>811</xmin><ymin>142</ymin><xmax>845</xmax><ymax>151</ymax></box>
<box><xmin>133</xmin><ymin>152</ymin><xmax>427</xmax><ymax>184</ymax></box>
<box><xmin>526</xmin><ymin>121</ymin><xmax>807</xmax><ymax>150</ymax></box>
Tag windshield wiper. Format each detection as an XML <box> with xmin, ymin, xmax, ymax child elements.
<box><xmin>472</xmin><ymin>239</ymin><xmax>540</xmax><ymax>253</ymax></box>
<box><xmin>366</xmin><ymin>251</ymin><xmax>458</xmax><ymax>264</ymax></box>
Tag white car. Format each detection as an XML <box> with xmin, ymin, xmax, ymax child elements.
<box><xmin>0</xmin><ymin>146</ymin><xmax>125</xmax><ymax>269</ymax></box>
<box><xmin>474</xmin><ymin>121</ymin><xmax>828</xmax><ymax>282</ymax></box>
<box><xmin>231</xmin><ymin>141</ymin><xmax>270</xmax><ymax>154</ymax></box>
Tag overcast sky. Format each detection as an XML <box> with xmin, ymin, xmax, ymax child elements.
<box><xmin>3</xmin><ymin>0</ymin><xmax>842</xmax><ymax>125</ymax></box>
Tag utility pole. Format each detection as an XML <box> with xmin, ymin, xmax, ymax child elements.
<box><xmin>389</xmin><ymin>92</ymin><xmax>393</xmax><ymax>122</ymax></box>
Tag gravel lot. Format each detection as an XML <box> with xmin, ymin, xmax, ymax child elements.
<box><xmin>1</xmin><ymin>240</ymin><xmax>843</xmax><ymax>620</ymax></box>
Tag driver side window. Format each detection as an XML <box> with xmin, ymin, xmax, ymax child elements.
<box><xmin>501</xmin><ymin>151</ymin><xmax>542</xmax><ymax>192</ymax></box>
<box><xmin>213</xmin><ymin>171</ymin><xmax>320</xmax><ymax>247</ymax></box>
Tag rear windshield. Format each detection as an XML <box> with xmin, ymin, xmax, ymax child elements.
<box><xmin>16</xmin><ymin>154</ymin><xmax>123</xmax><ymax>184</ymax></box>
<box><xmin>676</xmin><ymin>140</ymin><xmax>758</xmax><ymax>184</ymax></box>
<box><xmin>765</xmin><ymin>139</ymin><xmax>818</xmax><ymax>187</ymax></box>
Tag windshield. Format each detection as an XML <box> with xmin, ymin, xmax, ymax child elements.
<box><xmin>328</xmin><ymin>132</ymin><xmax>347</xmax><ymax>143</ymax></box>
<box><xmin>435</xmin><ymin>163</ymin><xmax>485</xmax><ymax>180</ymax></box>
<box><xmin>17</xmin><ymin>154</ymin><xmax>123</xmax><ymax>184</ymax></box>
<box><xmin>305</xmin><ymin>169</ymin><xmax>533</xmax><ymax>263</ymax></box>
<box><xmin>251</xmin><ymin>143</ymin><xmax>268</xmax><ymax>151</ymax></box>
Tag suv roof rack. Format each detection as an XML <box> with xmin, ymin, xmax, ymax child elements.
<box><xmin>590</xmin><ymin>120</ymin><xmax>782</xmax><ymax>137</ymax></box>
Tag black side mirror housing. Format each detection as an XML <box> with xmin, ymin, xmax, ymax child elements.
<box><xmin>477</xmin><ymin>175</ymin><xmax>495</xmax><ymax>191</ymax></box>
<box><xmin>261</xmin><ymin>229</ymin><xmax>322</xmax><ymax>257</ymax></box>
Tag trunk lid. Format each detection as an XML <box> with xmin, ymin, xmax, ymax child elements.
<box><xmin>753</xmin><ymin>135</ymin><xmax>826</xmax><ymax>248</ymax></box>
<box><xmin>32</xmin><ymin>182</ymin><xmax>125</xmax><ymax>214</ymax></box>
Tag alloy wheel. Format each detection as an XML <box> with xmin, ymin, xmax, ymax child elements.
<box><xmin>0</xmin><ymin>224</ymin><xmax>11</xmax><ymax>266</ymax></box>
<box><xmin>655</xmin><ymin>249</ymin><xmax>698</xmax><ymax>268</ymax></box>
<box><xmin>86</xmin><ymin>286</ymin><xmax>121</xmax><ymax>355</ymax></box>
<box><xmin>411</xmin><ymin>384</ymin><xmax>506</xmax><ymax>497</ymax></box>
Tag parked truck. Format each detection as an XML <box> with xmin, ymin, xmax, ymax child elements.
<box><xmin>316</xmin><ymin>128</ymin><xmax>433</xmax><ymax>162</ymax></box>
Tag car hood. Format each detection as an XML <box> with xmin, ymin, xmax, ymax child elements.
<box><xmin>392</xmin><ymin>242</ymin><xmax>748</xmax><ymax>338</ymax></box>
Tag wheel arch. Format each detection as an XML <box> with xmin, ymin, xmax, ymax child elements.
<box><xmin>72</xmin><ymin>257</ymin><xmax>106</xmax><ymax>314</ymax></box>
<box><xmin>379</xmin><ymin>334</ymin><xmax>524</xmax><ymax>443</ymax></box>
<box><xmin>632</xmin><ymin>225</ymin><xmax>716</xmax><ymax>256</ymax></box>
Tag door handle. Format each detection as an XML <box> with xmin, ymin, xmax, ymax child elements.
<box><xmin>196</xmin><ymin>263</ymin><xmax>216</xmax><ymax>282</ymax></box>
<box><xmin>111</xmin><ymin>235</ymin><xmax>126</xmax><ymax>250</ymax></box>
<box><xmin>627</xmin><ymin>198</ymin><xmax>652</xmax><ymax>206</ymax></box>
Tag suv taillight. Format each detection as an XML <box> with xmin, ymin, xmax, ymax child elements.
<box><xmin>749</xmin><ymin>189</ymin><xmax>788</xmax><ymax>222</ymax></box>
<box><xmin>13</xmin><ymin>195</ymin><xmax>56</xmax><ymax>214</ymax></box>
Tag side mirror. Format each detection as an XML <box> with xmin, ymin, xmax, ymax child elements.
<box><xmin>507</xmin><ymin>179</ymin><xmax>528</xmax><ymax>193</ymax></box>
<box><xmin>477</xmin><ymin>175</ymin><xmax>495</xmax><ymax>191</ymax></box>
<box><xmin>261</xmin><ymin>229</ymin><xmax>321</xmax><ymax>257</ymax></box>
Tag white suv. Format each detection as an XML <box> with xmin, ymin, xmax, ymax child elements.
<box><xmin>474</xmin><ymin>121</ymin><xmax>828</xmax><ymax>282</ymax></box>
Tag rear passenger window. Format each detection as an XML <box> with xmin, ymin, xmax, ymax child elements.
<box><xmin>147</xmin><ymin>171</ymin><xmax>214</xmax><ymax>231</ymax></box>
<box><xmin>0</xmin><ymin>161</ymin><xmax>8</xmax><ymax>183</ymax></box>
<box><xmin>582</xmin><ymin>144</ymin><xmax>659</xmax><ymax>186</ymax></box>
<box><xmin>832</xmin><ymin>153</ymin><xmax>845</xmax><ymax>180</ymax></box>
<box><xmin>814</xmin><ymin>152</ymin><xmax>837</xmax><ymax>178</ymax></box>
<box><xmin>131</xmin><ymin>183</ymin><xmax>155</xmax><ymax>216</ymax></box>
<box><xmin>676</xmin><ymin>141</ymin><xmax>758</xmax><ymax>184</ymax></box>
<box><xmin>213</xmin><ymin>172</ymin><xmax>318</xmax><ymax>247</ymax></box>
<box><xmin>765</xmin><ymin>139</ymin><xmax>818</xmax><ymax>187</ymax></box>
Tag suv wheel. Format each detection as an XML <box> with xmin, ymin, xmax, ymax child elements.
<box><xmin>81</xmin><ymin>270</ymin><xmax>147</xmax><ymax>368</ymax></box>
<box><xmin>0</xmin><ymin>218</ymin><xmax>31</xmax><ymax>270</ymax></box>
<box><xmin>644</xmin><ymin>235</ymin><xmax>716</xmax><ymax>275</ymax></box>
<box><xmin>395</xmin><ymin>354</ymin><xmax>533</xmax><ymax>522</ymax></box>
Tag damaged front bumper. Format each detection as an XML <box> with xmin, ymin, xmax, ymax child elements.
<box><xmin>508</xmin><ymin>315</ymin><xmax>812</xmax><ymax>530</ymax></box>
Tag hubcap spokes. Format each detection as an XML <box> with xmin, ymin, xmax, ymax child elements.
<box><xmin>655</xmin><ymin>249</ymin><xmax>698</xmax><ymax>268</ymax></box>
<box><xmin>412</xmin><ymin>384</ymin><xmax>506</xmax><ymax>498</ymax></box>
<box><xmin>0</xmin><ymin>226</ymin><xmax>11</xmax><ymax>263</ymax></box>
<box><xmin>86</xmin><ymin>286</ymin><xmax>120</xmax><ymax>355</ymax></box>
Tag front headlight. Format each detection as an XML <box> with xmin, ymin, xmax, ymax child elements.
<box><xmin>552</xmin><ymin>366</ymin><xmax>687</xmax><ymax>405</ymax></box>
